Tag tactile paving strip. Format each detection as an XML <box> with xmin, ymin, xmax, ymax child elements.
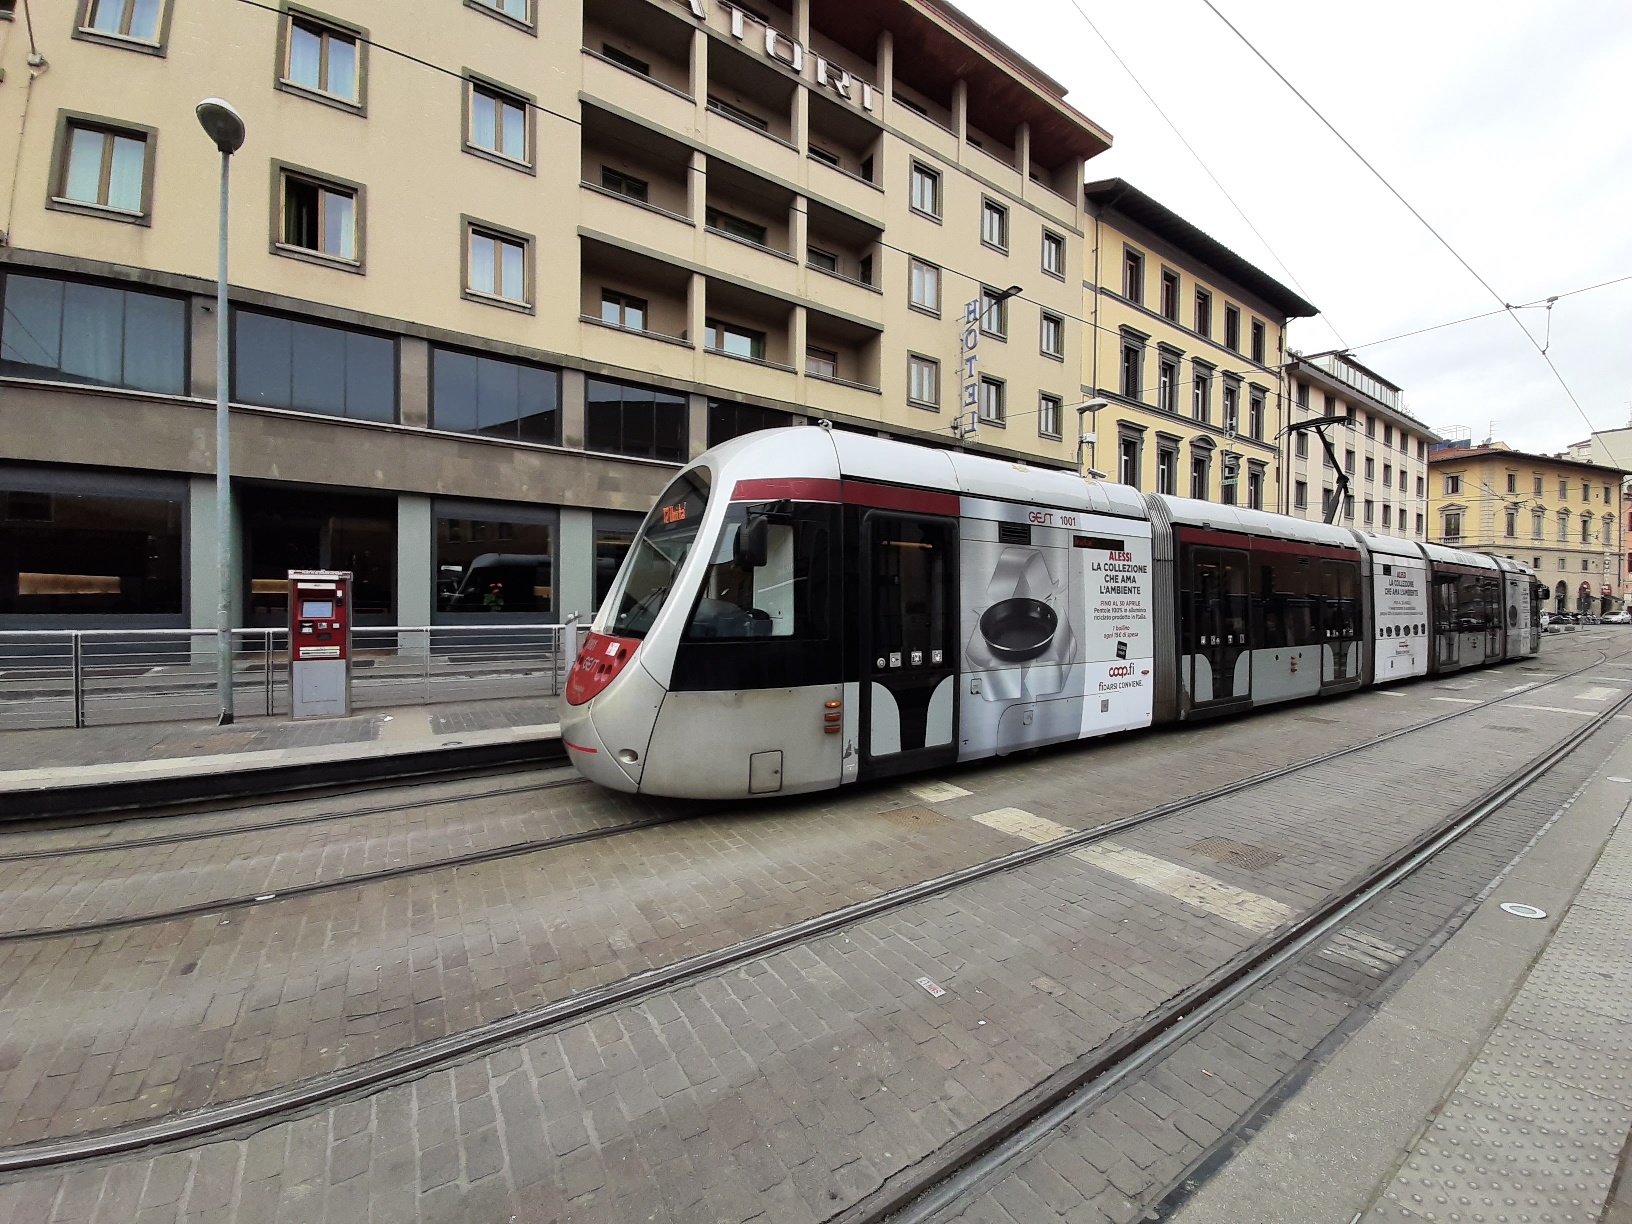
<box><xmin>1367</xmin><ymin>799</ymin><xmax>1632</xmax><ymax>1222</ymax></box>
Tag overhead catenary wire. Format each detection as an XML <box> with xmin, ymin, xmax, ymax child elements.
<box><xmin>1198</xmin><ymin>0</ymin><xmax>1599</xmax><ymax>434</ymax></box>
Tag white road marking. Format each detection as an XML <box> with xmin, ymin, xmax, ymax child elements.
<box><xmin>1502</xmin><ymin>684</ymin><xmax>1533</xmax><ymax>693</ymax></box>
<box><xmin>1373</xmin><ymin>691</ymin><xmax>1406</xmax><ymax>698</ymax></box>
<box><xmin>1507</xmin><ymin>703</ymin><xmax>1594</xmax><ymax>717</ymax></box>
<box><xmin>909</xmin><ymin>780</ymin><xmax>972</xmax><ymax>803</ymax></box>
<box><xmin>1320</xmin><ymin>927</ymin><xmax>1409</xmax><ymax>973</ymax></box>
<box><xmin>969</xmin><ymin>808</ymin><xmax>1293</xmax><ymax>934</ymax></box>
<box><xmin>1431</xmin><ymin>697</ymin><xmax>1482</xmax><ymax>704</ymax></box>
<box><xmin>1576</xmin><ymin>687</ymin><xmax>1620</xmax><ymax>702</ymax></box>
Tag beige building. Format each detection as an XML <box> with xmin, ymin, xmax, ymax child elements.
<box><xmin>1428</xmin><ymin>442</ymin><xmax>1626</xmax><ymax>612</ymax></box>
<box><xmin>1082</xmin><ymin>179</ymin><xmax>1317</xmax><ymax>510</ymax></box>
<box><xmin>0</xmin><ymin>0</ymin><xmax>1108</xmax><ymax>629</ymax></box>
<box><xmin>1283</xmin><ymin>352</ymin><xmax>1437</xmax><ymax>538</ymax></box>
<box><xmin>1566</xmin><ymin>426</ymin><xmax>1632</xmax><ymax>606</ymax></box>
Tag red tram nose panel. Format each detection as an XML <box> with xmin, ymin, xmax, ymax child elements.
<box><xmin>565</xmin><ymin>632</ymin><xmax>643</xmax><ymax>707</ymax></box>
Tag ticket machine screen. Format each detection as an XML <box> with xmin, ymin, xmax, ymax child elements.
<box><xmin>300</xmin><ymin>600</ymin><xmax>335</xmax><ymax>618</ymax></box>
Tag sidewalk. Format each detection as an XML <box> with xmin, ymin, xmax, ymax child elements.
<box><xmin>1173</xmin><ymin>723</ymin><xmax>1632</xmax><ymax>1224</ymax></box>
<box><xmin>0</xmin><ymin>695</ymin><xmax>562</xmax><ymax>807</ymax></box>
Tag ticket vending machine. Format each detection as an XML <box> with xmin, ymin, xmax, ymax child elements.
<box><xmin>288</xmin><ymin>569</ymin><xmax>352</xmax><ymax>719</ymax></box>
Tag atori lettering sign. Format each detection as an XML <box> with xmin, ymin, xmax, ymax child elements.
<box><xmin>682</xmin><ymin>0</ymin><xmax>877</xmax><ymax>112</ymax></box>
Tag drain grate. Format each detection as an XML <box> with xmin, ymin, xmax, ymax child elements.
<box><xmin>1188</xmin><ymin>836</ymin><xmax>1283</xmax><ymax>871</ymax></box>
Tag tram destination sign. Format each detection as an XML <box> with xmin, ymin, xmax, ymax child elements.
<box><xmin>679</xmin><ymin>0</ymin><xmax>878</xmax><ymax>113</ymax></box>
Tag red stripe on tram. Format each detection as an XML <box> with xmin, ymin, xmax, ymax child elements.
<box><xmin>841</xmin><ymin>482</ymin><xmax>961</xmax><ymax>516</ymax></box>
<box><xmin>731</xmin><ymin>478</ymin><xmax>843</xmax><ymax>502</ymax></box>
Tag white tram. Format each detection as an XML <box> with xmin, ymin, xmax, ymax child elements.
<box><xmin>562</xmin><ymin>428</ymin><xmax>1542</xmax><ymax>799</ymax></box>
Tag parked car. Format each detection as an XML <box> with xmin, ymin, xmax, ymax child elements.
<box><xmin>1603</xmin><ymin>610</ymin><xmax>1631</xmax><ymax>625</ymax></box>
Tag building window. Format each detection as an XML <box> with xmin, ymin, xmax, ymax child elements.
<box><xmin>1444</xmin><ymin>474</ymin><xmax>1462</xmax><ymax>495</ymax></box>
<box><xmin>1381</xmin><ymin>504</ymin><xmax>1392</xmax><ymax>529</ymax></box>
<box><xmin>1187</xmin><ymin>454</ymin><xmax>1210</xmax><ymax>500</ymax></box>
<box><xmin>234</xmin><ymin>309</ymin><xmax>396</xmax><ymax>422</ymax></box>
<box><xmin>1296</xmin><ymin>380</ymin><xmax>1309</xmax><ymax>409</ymax></box>
<box><xmin>1154</xmin><ymin>446</ymin><xmax>1177</xmax><ymax>495</ymax></box>
<box><xmin>1157</xmin><ymin>355</ymin><xmax>1178</xmax><ymax>413</ymax></box>
<box><xmin>1123</xmin><ymin>248</ymin><xmax>1144</xmax><ymax>304</ymax></box>
<box><xmin>706</xmin><ymin>400</ymin><xmax>791</xmax><ymax>447</ymax></box>
<box><xmin>904</xmin><ymin>258</ymin><xmax>941</xmax><ymax>315</ymax></box>
<box><xmin>1038</xmin><ymin>393</ymin><xmax>1062</xmax><ymax>439</ymax></box>
<box><xmin>1041</xmin><ymin>231</ymin><xmax>1064</xmax><ymax>277</ymax></box>
<box><xmin>1247</xmin><ymin>466</ymin><xmax>1264</xmax><ymax>510</ymax></box>
<box><xmin>1294</xmin><ymin>479</ymin><xmax>1308</xmax><ymax>510</ymax></box>
<box><xmin>600</xmin><ymin>290</ymin><xmax>646</xmax><ymax>331</ymax></box>
<box><xmin>1295</xmin><ymin>431</ymin><xmax>1308</xmax><ymax>459</ymax></box>
<box><xmin>0</xmin><ymin>477</ymin><xmax>184</xmax><ymax>618</ymax></box>
<box><xmin>1583</xmin><ymin>517</ymin><xmax>1593</xmax><ymax>544</ymax></box>
<box><xmin>1364</xmin><ymin>456</ymin><xmax>1375</xmax><ymax>481</ymax></box>
<box><xmin>805</xmin><ymin>346</ymin><xmax>838</xmax><ymax>379</ymax></box>
<box><xmin>1416</xmin><ymin>475</ymin><xmax>1425</xmax><ymax>497</ymax></box>
<box><xmin>1415</xmin><ymin>513</ymin><xmax>1423</xmax><ymax>534</ymax></box>
<box><xmin>1250</xmin><ymin>318</ymin><xmax>1266</xmax><ymax>364</ymax></box>
<box><xmin>807</xmin><ymin>247</ymin><xmax>839</xmax><ymax>274</ymax></box>
<box><xmin>278</xmin><ymin>168</ymin><xmax>358</xmax><ymax>264</ymax></box>
<box><xmin>471</xmin><ymin>0</ymin><xmax>532</xmax><ymax>26</ymax></box>
<box><xmin>908</xmin><ymin>355</ymin><xmax>939</xmax><ymax>408</ymax></box>
<box><xmin>1194</xmin><ymin>288</ymin><xmax>1212</xmax><ymax>338</ymax></box>
<box><xmin>0</xmin><ymin>272</ymin><xmax>185</xmax><ymax>394</ymax></box>
<box><xmin>1384</xmin><ymin>424</ymin><xmax>1394</xmax><ymax>447</ymax></box>
<box><xmin>979</xmin><ymin>288</ymin><xmax>1008</xmax><ymax>339</ymax></box>
<box><xmin>282</xmin><ymin>13</ymin><xmax>360</xmax><ymax>105</ymax></box>
<box><xmin>1365</xmin><ymin>415</ymin><xmax>1376</xmax><ymax>438</ymax></box>
<box><xmin>1363</xmin><ymin>499</ymin><xmax>1375</xmax><ymax>526</ymax></box>
<box><xmin>707</xmin><ymin>95</ymin><xmax>768</xmax><ymax>131</ymax></box>
<box><xmin>1345</xmin><ymin>449</ymin><xmax>1356</xmax><ymax>475</ymax></box>
<box><xmin>1344</xmin><ymin>494</ymin><xmax>1355</xmax><ymax>521</ymax></box>
<box><xmin>436</xmin><ymin>508</ymin><xmax>554</xmax><ymax>618</ymax></box>
<box><xmin>1041</xmin><ymin>313</ymin><xmax>1064</xmax><ymax>359</ymax></box>
<box><xmin>1505</xmin><ymin>508</ymin><xmax>1517</xmax><ymax>538</ymax></box>
<box><xmin>910</xmin><ymin>162</ymin><xmax>941</xmax><ymax>218</ymax></box>
<box><xmin>1323</xmin><ymin>488</ymin><xmax>1338</xmax><ymax>518</ymax></box>
<box><xmin>977</xmin><ymin>375</ymin><xmax>1005</xmax><ymax>425</ymax></box>
<box><xmin>1248</xmin><ymin>389</ymin><xmax>1264</xmax><ymax>441</ymax></box>
<box><xmin>601</xmin><ymin>167</ymin><xmax>648</xmax><ymax>202</ymax></box>
<box><xmin>1560</xmin><ymin>479</ymin><xmax>1569</xmax><ymax>499</ymax></box>
<box><xmin>1222</xmin><ymin>383</ymin><xmax>1239</xmax><ymax>434</ymax></box>
<box><xmin>1533</xmin><ymin>509</ymin><xmax>1545</xmax><ymax>539</ymax></box>
<box><xmin>1120</xmin><ymin>341</ymin><xmax>1142</xmax><ymax>400</ymax></box>
<box><xmin>431</xmin><ymin>347</ymin><xmax>559</xmax><ymax>444</ymax></box>
<box><xmin>1383</xmin><ymin>463</ymin><xmax>1393</xmax><ymax>488</ymax></box>
<box><xmin>1192</xmin><ymin>366</ymin><xmax>1211</xmax><ymax>423</ymax></box>
<box><xmin>55</xmin><ymin>119</ymin><xmax>150</xmax><ymax>218</ymax></box>
<box><xmin>586</xmin><ymin>377</ymin><xmax>687</xmax><ymax>462</ymax></box>
<box><xmin>1584</xmin><ymin>481</ymin><xmax>1591</xmax><ymax>501</ymax></box>
<box><xmin>468</xmin><ymin>80</ymin><xmax>529</xmax><ymax>165</ymax></box>
<box><xmin>1224</xmin><ymin>305</ymin><xmax>1240</xmax><ymax>351</ymax></box>
<box><xmin>1417</xmin><ymin>441</ymin><xmax>1426</xmax><ymax>461</ymax></box>
<box><xmin>79</xmin><ymin>0</ymin><xmax>164</xmax><ymax>44</ymax></box>
<box><xmin>1400</xmin><ymin>433</ymin><xmax>1409</xmax><ymax>455</ymax></box>
<box><xmin>600</xmin><ymin>45</ymin><xmax>648</xmax><ymax>74</ymax></box>
<box><xmin>1160</xmin><ymin>270</ymin><xmax>1180</xmax><ymax>321</ymax></box>
<box><xmin>1220</xmin><ymin>457</ymin><xmax>1238</xmax><ymax>506</ymax></box>
<box><xmin>705</xmin><ymin>207</ymin><xmax>768</xmax><ymax>247</ymax></box>
<box><xmin>1558</xmin><ymin>511</ymin><xmax>1570</xmax><ymax>541</ymax></box>
<box><xmin>980</xmin><ymin>198</ymin><xmax>1008</xmax><ymax>251</ymax></box>
<box><xmin>705</xmin><ymin>319</ymin><xmax>767</xmax><ymax>360</ymax></box>
<box><xmin>466</xmin><ymin>223</ymin><xmax>529</xmax><ymax>306</ymax></box>
<box><xmin>1120</xmin><ymin>434</ymin><xmax>1142</xmax><ymax>488</ymax></box>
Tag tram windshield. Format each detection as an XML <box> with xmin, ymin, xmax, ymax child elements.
<box><xmin>607</xmin><ymin>469</ymin><xmax>711</xmax><ymax>639</ymax></box>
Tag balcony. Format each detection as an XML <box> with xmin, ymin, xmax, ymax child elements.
<box><xmin>580</xmin><ymin>105</ymin><xmax>694</xmax><ymax>252</ymax></box>
<box><xmin>808</xmin><ymin>93</ymin><xmax>881</xmax><ymax>186</ymax></box>
<box><xmin>579</xmin><ymin>239</ymin><xmax>695</xmax><ymax>381</ymax></box>
<box><xmin>805</xmin><ymin>309</ymin><xmax>881</xmax><ymax>395</ymax></box>
<box><xmin>1306</xmin><ymin>353</ymin><xmax>1402</xmax><ymax>411</ymax></box>
<box><xmin>582</xmin><ymin>0</ymin><xmax>693</xmax><ymax>98</ymax></box>
<box><xmin>703</xmin><ymin>161</ymin><xmax>798</xmax><ymax>293</ymax></box>
<box><xmin>706</xmin><ymin>38</ymin><xmax>796</xmax><ymax>145</ymax></box>
<box><xmin>704</xmin><ymin>279</ymin><xmax>796</xmax><ymax>395</ymax></box>
<box><xmin>804</xmin><ymin>200</ymin><xmax>883</xmax><ymax>321</ymax></box>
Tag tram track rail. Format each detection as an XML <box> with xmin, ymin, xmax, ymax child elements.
<box><xmin>0</xmin><ymin>647</ymin><xmax>1610</xmax><ymax>946</ymax></box>
<box><xmin>0</xmin><ymin>644</ymin><xmax>1620</xmax><ymax>1173</ymax></box>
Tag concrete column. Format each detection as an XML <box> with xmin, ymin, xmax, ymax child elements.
<box><xmin>877</xmin><ymin>31</ymin><xmax>893</xmax><ymax>95</ymax></box>
<box><xmin>688</xmin><ymin>392</ymin><xmax>709</xmax><ymax>459</ymax></box>
<box><xmin>689</xmin><ymin>149</ymin><xmax>707</xmax><ymax>232</ymax></box>
<box><xmin>189</xmin><ymin>296</ymin><xmax>217</xmax><ymax>400</ymax></box>
<box><xmin>792</xmin><ymin>0</ymin><xmax>809</xmax><ymax>43</ymax></box>
<box><xmin>952</xmin><ymin>79</ymin><xmax>968</xmax><ymax>146</ymax></box>
<box><xmin>561</xmin><ymin>368</ymin><xmax>587</xmax><ymax>450</ymax></box>
<box><xmin>399</xmin><ymin>338</ymin><xmax>430</xmax><ymax>429</ymax></box>
<box><xmin>791</xmin><ymin>304</ymin><xmax>807</xmax><ymax>385</ymax></box>
<box><xmin>790</xmin><ymin>197</ymin><xmax>808</xmax><ymax>271</ymax></box>
<box><xmin>1015</xmin><ymin>120</ymin><xmax>1031</xmax><ymax>177</ymax></box>
<box><xmin>690</xmin><ymin>26</ymin><xmax>707</xmax><ymax>122</ymax></box>
<box><xmin>792</xmin><ymin>85</ymin><xmax>809</xmax><ymax>156</ymax></box>
<box><xmin>557</xmin><ymin>506</ymin><xmax>596</xmax><ymax>624</ymax></box>
<box><xmin>687</xmin><ymin>271</ymin><xmax>707</xmax><ymax>363</ymax></box>
<box><xmin>396</xmin><ymin>494</ymin><xmax>433</xmax><ymax>626</ymax></box>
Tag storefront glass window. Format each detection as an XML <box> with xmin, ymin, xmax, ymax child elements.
<box><xmin>233</xmin><ymin>309</ymin><xmax>396</xmax><ymax>422</ymax></box>
<box><xmin>436</xmin><ymin>515</ymin><xmax>553</xmax><ymax>616</ymax></box>
<box><xmin>586</xmin><ymin>378</ymin><xmax>687</xmax><ymax>462</ymax></box>
<box><xmin>1</xmin><ymin>272</ymin><xmax>186</xmax><ymax>394</ymax></box>
<box><xmin>594</xmin><ymin>518</ymin><xmax>640</xmax><ymax>610</ymax></box>
<box><xmin>707</xmin><ymin>399</ymin><xmax>792</xmax><ymax>447</ymax></box>
<box><xmin>1</xmin><ymin>485</ymin><xmax>183</xmax><ymax>616</ymax></box>
<box><xmin>430</xmin><ymin>348</ymin><xmax>560</xmax><ymax>444</ymax></box>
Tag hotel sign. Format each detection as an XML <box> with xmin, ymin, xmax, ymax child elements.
<box><xmin>681</xmin><ymin>1</ymin><xmax>878</xmax><ymax>113</ymax></box>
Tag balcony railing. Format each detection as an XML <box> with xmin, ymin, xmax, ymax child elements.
<box><xmin>1306</xmin><ymin>354</ymin><xmax>1402</xmax><ymax>411</ymax></box>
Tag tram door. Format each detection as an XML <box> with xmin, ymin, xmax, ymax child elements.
<box><xmin>1433</xmin><ymin>574</ymin><xmax>1460</xmax><ymax>669</ymax></box>
<box><xmin>1186</xmin><ymin>545</ymin><xmax>1251</xmax><ymax>712</ymax></box>
<box><xmin>858</xmin><ymin>513</ymin><xmax>959</xmax><ymax>779</ymax></box>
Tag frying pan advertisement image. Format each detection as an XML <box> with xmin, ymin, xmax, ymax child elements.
<box><xmin>963</xmin><ymin>544</ymin><xmax>1079</xmax><ymax>691</ymax></box>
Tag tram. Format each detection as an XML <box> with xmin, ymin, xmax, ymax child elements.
<box><xmin>562</xmin><ymin>427</ymin><xmax>1541</xmax><ymax>799</ymax></box>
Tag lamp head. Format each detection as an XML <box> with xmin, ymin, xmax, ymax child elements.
<box><xmin>195</xmin><ymin>98</ymin><xmax>246</xmax><ymax>155</ymax></box>
<box><xmin>1001</xmin><ymin>284</ymin><xmax>1024</xmax><ymax>301</ymax></box>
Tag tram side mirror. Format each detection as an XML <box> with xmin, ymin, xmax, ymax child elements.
<box><xmin>734</xmin><ymin>515</ymin><xmax>770</xmax><ymax>569</ymax></box>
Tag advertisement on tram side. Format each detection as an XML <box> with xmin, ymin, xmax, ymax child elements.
<box><xmin>957</xmin><ymin>498</ymin><xmax>1154</xmax><ymax>760</ymax></box>
<box><xmin>1373</xmin><ymin>557</ymin><xmax>1429</xmax><ymax>680</ymax></box>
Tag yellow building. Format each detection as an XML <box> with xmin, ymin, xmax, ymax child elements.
<box><xmin>1428</xmin><ymin>443</ymin><xmax>1627</xmax><ymax>613</ymax></box>
<box><xmin>1083</xmin><ymin>179</ymin><xmax>1317</xmax><ymax>509</ymax></box>
<box><xmin>1283</xmin><ymin>352</ymin><xmax>1438</xmax><ymax>537</ymax></box>
<box><xmin>0</xmin><ymin>0</ymin><xmax>1108</xmax><ymax>629</ymax></box>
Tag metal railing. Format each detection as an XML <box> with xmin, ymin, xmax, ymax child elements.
<box><xmin>0</xmin><ymin>619</ymin><xmax>581</xmax><ymax>732</ymax></box>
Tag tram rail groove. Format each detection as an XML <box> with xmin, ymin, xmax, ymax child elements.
<box><xmin>836</xmin><ymin>700</ymin><xmax>1632</xmax><ymax>1224</ymax></box>
<box><xmin>0</xmin><ymin>649</ymin><xmax>1620</xmax><ymax>1174</ymax></box>
<box><xmin>0</xmin><ymin>649</ymin><xmax>1609</xmax><ymax>946</ymax></box>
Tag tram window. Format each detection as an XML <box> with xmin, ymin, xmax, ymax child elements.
<box><xmin>1320</xmin><ymin>560</ymin><xmax>1360</xmax><ymax>640</ymax></box>
<box><xmin>607</xmin><ymin>469</ymin><xmax>710</xmax><ymax>639</ymax></box>
<box><xmin>686</xmin><ymin>504</ymin><xmax>829</xmax><ymax>640</ymax></box>
<box><xmin>1254</xmin><ymin>550</ymin><xmax>1317</xmax><ymax>649</ymax></box>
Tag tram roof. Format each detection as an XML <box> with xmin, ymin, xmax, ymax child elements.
<box><xmin>1351</xmin><ymin>530</ymin><xmax>1426</xmax><ymax>561</ymax></box>
<box><xmin>1151</xmin><ymin>496</ymin><xmax>1360</xmax><ymax>549</ymax></box>
<box><xmin>1420</xmin><ymin>541</ymin><xmax>1501</xmax><ymax>570</ymax></box>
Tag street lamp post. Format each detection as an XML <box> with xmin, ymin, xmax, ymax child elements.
<box><xmin>196</xmin><ymin>99</ymin><xmax>246</xmax><ymax>725</ymax></box>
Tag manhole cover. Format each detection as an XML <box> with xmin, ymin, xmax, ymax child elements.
<box><xmin>1188</xmin><ymin>836</ymin><xmax>1283</xmax><ymax>871</ymax></box>
<box><xmin>1300</xmin><ymin>715</ymin><xmax>1339</xmax><ymax>725</ymax></box>
<box><xmin>880</xmin><ymin>805</ymin><xmax>952</xmax><ymax>830</ymax></box>
<box><xmin>1500</xmin><ymin>902</ymin><xmax>1547</xmax><ymax>919</ymax></box>
<box><xmin>1490</xmin><ymin>725</ymin><xmax>1530</xmax><ymax>734</ymax></box>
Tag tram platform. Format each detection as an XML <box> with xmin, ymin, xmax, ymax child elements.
<box><xmin>0</xmin><ymin>696</ymin><xmax>563</xmax><ymax>819</ymax></box>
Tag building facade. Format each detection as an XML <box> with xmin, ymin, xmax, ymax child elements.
<box><xmin>1082</xmin><ymin>179</ymin><xmax>1317</xmax><ymax>509</ymax></box>
<box><xmin>0</xmin><ymin>0</ymin><xmax>1109</xmax><ymax>630</ymax></box>
<box><xmin>1566</xmin><ymin>425</ymin><xmax>1632</xmax><ymax>608</ymax></box>
<box><xmin>1282</xmin><ymin>352</ymin><xmax>1436</xmax><ymax>538</ymax></box>
<box><xmin>1428</xmin><ymin>443</ymin><xmax>1627</xmax><ymax>613</ymax></box>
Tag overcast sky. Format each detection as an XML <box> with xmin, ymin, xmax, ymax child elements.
<box><xmin>954</xmin><ymin>0</ymin><xmax>1632</xmax><ymax>453</ymax></box>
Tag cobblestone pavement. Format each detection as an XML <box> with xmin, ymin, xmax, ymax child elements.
<box><xmin>0</xmin><ymin>697</ymin><xmax>560</xmax><ymax>772</ymax></box>
<box><xmin>0</xmin><ymin>639</ymin><xmax>1623</xmax><ymax>1221</ymax></box>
